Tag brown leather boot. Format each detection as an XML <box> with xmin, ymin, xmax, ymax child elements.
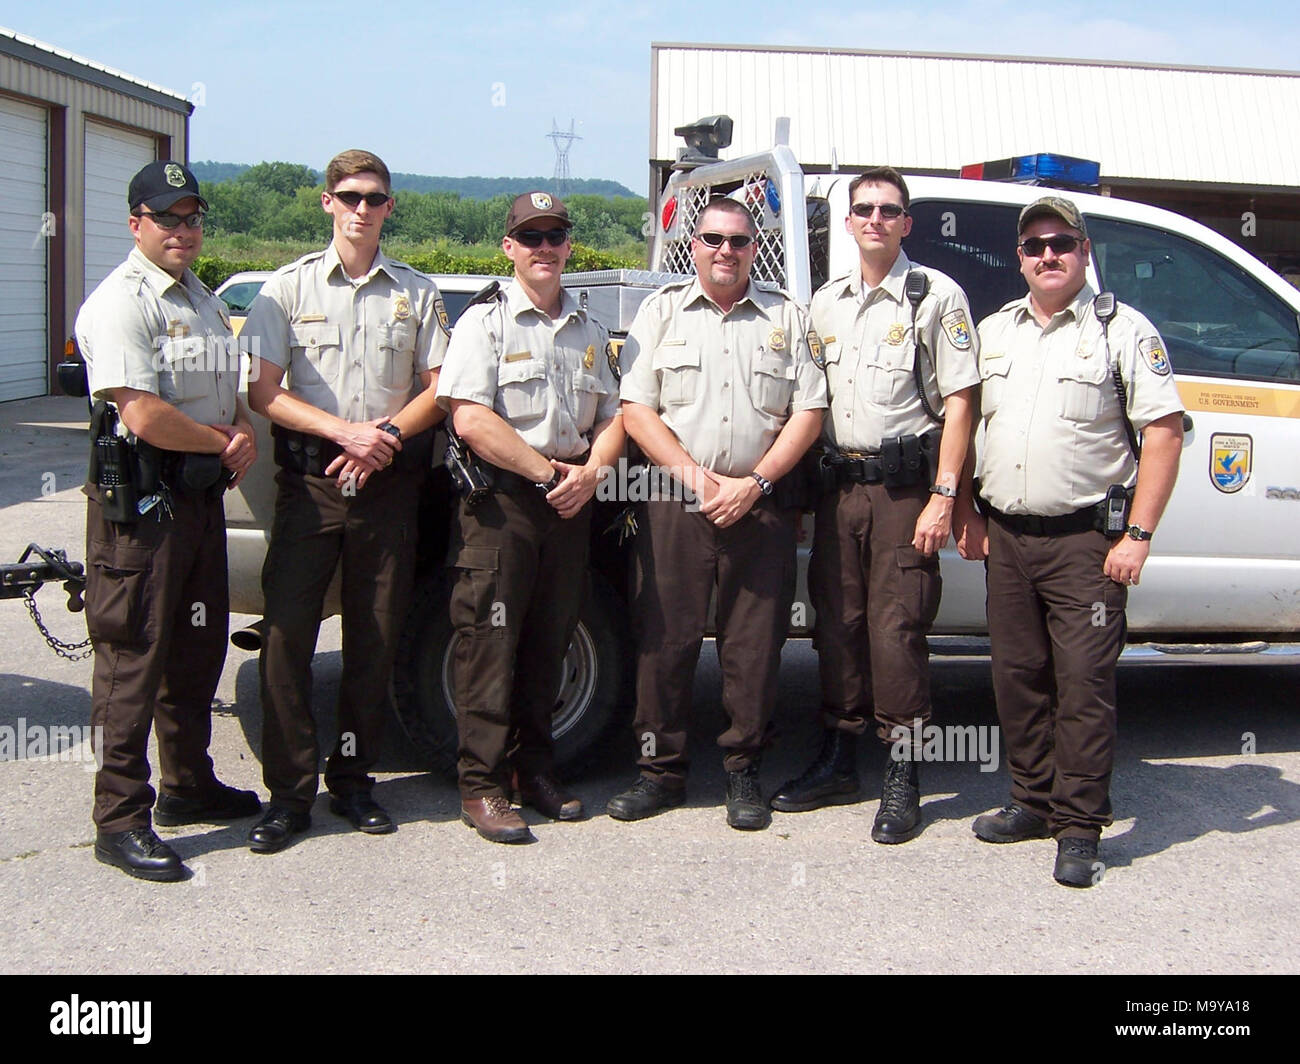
<box><xmin>461</xmin><ymin>795</ymin><xmax>535</xmax><ymax>844</ymax></box>
<box><xmin>516</xmin><ymin>773</ymin><xmax>584</xmax><ymax>821</ymax></box>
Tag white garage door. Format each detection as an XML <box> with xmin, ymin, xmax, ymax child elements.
<box><xmin>0</xmin><ymin>95</ymin><xmax>49</xmax><ymax>401</ymax></box>
<box><xmin>84</xmin><ymin>120</ymin><xmax>155</xmax><ymax>296</ymax></box>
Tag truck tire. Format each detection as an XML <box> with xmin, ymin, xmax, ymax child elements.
<box><xmin>393</xmin><ymin>568</ymin><xmax>632</xmax><ymax>778</ymax></box>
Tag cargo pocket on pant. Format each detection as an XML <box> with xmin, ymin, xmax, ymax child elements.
<box><xmin>895</xmin><ymin>544</ymin><xmax>942</xmax><ymax>630</ymax></box>
<box><xmin>449</xmin><ymin>545</ymin><xmax>504</xmax><ymax>637</ymax></box>
<box><xmin>85</xmin><ymin>540</ymin><xmax>154</xmax><ymax>646</ymax></box>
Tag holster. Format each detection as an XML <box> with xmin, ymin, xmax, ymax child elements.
<box><xmin>880</xmin><ymin>429</ymin><xmax>941</xmax><ymax>488</ymax></box>
<box><xmin>88</xmin><ymin>400</ymin><xmax>139</xmax><ymax>524</ymax></box>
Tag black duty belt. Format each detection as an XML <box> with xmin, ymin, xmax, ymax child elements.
<box><xmin>985</xmin><ymin>502</ymin><xmax>1101</xmax><ymax>537</ymax></box>
<box><xmin>831</xmin><ymin>452</ymin><xmax>886</xmax><ymax>485</ymax></box>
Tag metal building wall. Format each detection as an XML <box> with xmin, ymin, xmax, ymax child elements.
<box><xmin>0</xmin><ymin>31</ymin><xmax>189</xmax><ymax>394</ymax></box>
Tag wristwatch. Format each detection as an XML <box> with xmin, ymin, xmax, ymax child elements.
<box><xmin>749</xmin><ymin>471</ymin><xmax>774</xmax><ymax>496</ymax></box>
<box><xmin>378</xmin><ymin>421</ymin><xmax>403</xmax><ymax>443</ymax></box>
<box><xmin>1126</xmin><ymin>524</ymin><xmax>1153</xmax><ymax>541</ymax></box>
<box><xmin>536</xmin><ymin>470</ymin><xmax>562</xmax><ymax>494</ymax></box>
<box><xmin>929</xmin><ymin>483</ymin><xmax>958</xmax><ymax>499</ymax></box>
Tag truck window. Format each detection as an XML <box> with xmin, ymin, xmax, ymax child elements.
<box><xmin>904</xmin><ymin>201</ymin><xmax>1025</xmax><ymax>324</ymax></box>
<box><xmin>1089</xmin><ymin>216</ymin><xmax>1300</xmax><ymax>383</ymax></box>
<box><xmin>807</xmin><ymin>196</ymin><xmax>831</xmax><ymax>294</ymax></box>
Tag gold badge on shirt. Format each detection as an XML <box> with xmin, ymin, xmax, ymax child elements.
<box><xmin>393</xmin><ymin>295</ymin><xmax>412</xmax><ymax>320</ymax></box>
<box><xmin>166</xmin><ymin>319</ymin><xmax>190</xmax><ymax>339</ymax></box>
<box><xmin>887</xmin><ymin>323</ymin><xmax>907</xmax><ymax>345</ymax></box>
<box><xmin>584</xmin><ymin>344</ymin><xmax>595</xmax><ymax>369</ymax></box>
<box><xmin>769</xmin><ymin>328</ymin><xmax>786</xmax><ymax>351</ymax></box>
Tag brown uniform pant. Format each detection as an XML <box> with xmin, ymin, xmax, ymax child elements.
<box><xmin>808</xmin><ymin>481</ymin><xmax>941</xmax><ymax>745</ymax></box>
<box><xmin>985</xmin><ymin>519</ymin><xmax>1127</xmax><ymax>840</ymax></box>
<box><xmin>632</xmin><ymin>497</ymin><xmax>797</xmax><ymax>784</ymax></box>
<box><xmin>259</xmin><ymin>465</ymin><xmax>421</xmax><ymax>812</ymax></box>
<box><xmin>449</xmin><ymin>489</ymin><xmax>591</xmax><ymax>799</ymax></box>
<box><xmin>85</xmin><ymin>484</ymin><xmax>228</xmax><ymax>832</ymax></box>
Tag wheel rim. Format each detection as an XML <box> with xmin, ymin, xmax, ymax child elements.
<box><xmin>439</xmin><ymin>624</ymin><xmax>598</xmax><ymax>740</ymax></box>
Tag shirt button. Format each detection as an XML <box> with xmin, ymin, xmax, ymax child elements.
<box><xmin>354</xmin><ymin>359</ymin><xmax>361</xmax><ymax>366</ymax></box>
<box><xmin>723</xmin><ymin>381</ymin><xmax>729</xmax><ymax>388</ymax></box>
<box><xmin>722</xmin><ymin>416</ymin><xmax>728</xmax><ymax>423</ymax></box>
<box><xmin>847</xmin><ymin>378</ymin><xmax>853</xmax><ymax>384</ymax></box>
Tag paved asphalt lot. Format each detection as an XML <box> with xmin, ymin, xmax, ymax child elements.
<box><xmin>1</xmin><ymin>397</ymin><xmax>1297</xmax><ymax>976</ymax></box>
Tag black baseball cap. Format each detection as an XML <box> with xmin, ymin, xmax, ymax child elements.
<box><xmin>128</xmin><ymin>161</ymin><xmax>209</xmax><ymax>213</ymax></box>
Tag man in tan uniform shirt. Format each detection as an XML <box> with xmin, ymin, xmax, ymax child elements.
<box><xmin>76</xmin><ymin>161</ymin><xmax>260</xmax><ymax>881</ymax></box>
<box><xmin>771</xmin><ymin>167</ymin><xmax>979</xmax><ymax>845</ymax></box>
<box><xmin>609</xmin><ymin>197</ymin><xmax>826</xmax><ymax>831</ymax></box>
<box><xmin>437</xmin><ymin>192</ymin><xmax>623</xmax><ymax>844</ymax></box>
<box><xmin>955</xmin><ymin>196</ymin><xmax>1183</xmax><ymax>887</ymax></box>
<box><xmin>242</xmin><ymin>150</ymin><xmax>449</xmax><ymax>853</ymax></box>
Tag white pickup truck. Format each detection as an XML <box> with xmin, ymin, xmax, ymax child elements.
<box><xmin>226</xmin><ymin>120</ymin><xmax>1300</xmax><ymax>774</ymax></box>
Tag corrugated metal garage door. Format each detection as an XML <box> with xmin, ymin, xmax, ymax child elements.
<box><xmin>0</xmin><ymin>94</ymin><xmax>49</xmax><ymax>401</ymax></box>
<box><xmin>84</xmin><ymin>119</ymin><xmax>155</xmax><ymax>295</ymax></box>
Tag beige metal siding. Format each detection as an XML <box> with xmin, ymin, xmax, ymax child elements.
<box><xmin>652</xmin><ymin>45</ymin><xmax>1300</xmax><ymax>190</ymax></box>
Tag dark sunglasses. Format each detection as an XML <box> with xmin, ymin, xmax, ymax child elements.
<box><xmin>137</xmin><ymin>210</ymin><xmax>205</xmax><ymax>230</ymax></box>
<box><xmin>695</xmin><ymin>231</ymin><xmax>754</xmax><ymax>250</ymax></box>
<box><xmin>1019</xmin><ymin>234</ymin><xmax>1082</xmax><ymax>257</ymax></box>
<box><xmin>850</xmin><ymin>202</ymin><xmax>907</xmax><ymax>220</ymax></box>
<box><xmin>512</xmin><ymin>228</ymin><xmax>569</xmax><ymax>248</ymax></box>
<box><xmin>330</xmin><ymin>190</ymin><xmax>391</xmax><ymax>208</ymax></box>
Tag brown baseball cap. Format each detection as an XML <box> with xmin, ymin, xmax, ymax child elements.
<box><xmin>505</xmin><ymin>191</ymin><xmax>571</xmax><ymax>235</ymax></box>
<box><xmin>1018</xmin><ymin>195</ymin><xmax>1087</xmax><ymax>238</ymax></box>
<box><xmin>128</xmin><ymin>160</ymin><xmax>208</xmax><ymax>212</ymax></box>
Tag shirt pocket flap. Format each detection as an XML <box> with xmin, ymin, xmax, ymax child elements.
<box><xmin>497</xmin><ymin>359</ymin><xmax>547</xmax><ymax>386</ymax></box>
<box><xmin>290</xmin><ymin>322</ymin><xmax>341</xmax><ymax>349</ymax></box>
<box><xmin>755</xmin><ymin>354</ymin><xmax>795</xmax><ymax>380</ymax></box>
<box><xmin>652</xmin><ymin>345</ymin><xmax>700</xmax><ymax>371</ymax></box>
<box><xmin>574</xmin><ymin>371</ymin><xmax>610</xmax><ymax>396</ymax></box>
<box><xmin>1058</xmin><ymin>356</ymin><xmax>1109</xmax><ymax>385</ymax></box>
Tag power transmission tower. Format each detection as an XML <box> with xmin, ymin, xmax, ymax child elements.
<box><xmin>547</xmin><ymin>118</ymin><xmax>581</xmax><ymax>195</ymax></box>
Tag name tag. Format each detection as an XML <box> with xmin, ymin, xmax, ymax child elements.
<box><xmin>504</xmin><ymin>350</ymin><xmax>532</xmax><ymax>363</ymax></box>
<box><xmin>166</xmin><ymin>320</ymin><xmax>190</xmax><ymax>339</ymax></box>
<box><xmin>982</xmin><ymin>350</ymin><xmax>1006</xmax><ymax>360</ymax></box>
<box><xmin>659</xmin><ymin>338</ymin><xmax>686</xmax><ymax>346</ymax></box>
<box><xmin>297</xmin><ymin>313</ymin><xmax>328</xmax><ymax>323</ymax></box>
<box><xmin>822</xmin><ymin>335</ymin><xmax>836</xmax><ymax>345</ymax></box>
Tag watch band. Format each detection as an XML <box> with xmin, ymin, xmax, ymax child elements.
<box><xmin>536</xmin><ymin>470</ymin><xmax>562</xmax><ymax>493</ymax></box>
<box><xmin>378</xmin><ymin>421</ymin><xmax>403</xmax><ymax>443</ymax></box>
<box><xmin>749</xmin><ymin>471</ymin><xmax>774</xmax><ymax>496</ymax></box>
<box><xmin>929</xmin><ymin>483</ymin><xmax>958</xmax><ymax>499</ymax></box>
<box><xmin>1126</xmin><ymin>524</ymin><xmax>1153</xmax><ymax>541</ymax></box>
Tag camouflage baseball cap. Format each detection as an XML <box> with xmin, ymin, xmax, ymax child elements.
<box><xmin>1018</xmin><ymin>195</ymin><xmax>1087</xmax><ymax>238</ymax></box>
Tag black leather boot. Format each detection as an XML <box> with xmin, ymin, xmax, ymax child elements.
<box><xmin>871</xmin><ymin>756</ymin><xmax>921</xmax><ymax>844</ymax></box>
<box><xmin>770</xmin><ymin>730</ymin><xmax>860</xmax><ymax>812</ymax></box>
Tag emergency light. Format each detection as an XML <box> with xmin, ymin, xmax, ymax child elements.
<box><xmin>960</xmin><ymin>153</ymin><xmax>1101</xmax><ymax>190</ymax></box>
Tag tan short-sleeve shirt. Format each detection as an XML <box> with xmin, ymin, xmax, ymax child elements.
<box><xmin>619</xmin><ymin>279</ymin><xmax>828</xmax><ymax>476</ymax></box>
<box><xmin>435</xmin><ymin>281</ymin><xmax>617</xmax><ymax>460</ymax></box>
<box><xmin>240</xmin><ymin>244</ymin><xmax>449</xmax><ymax>422</ymax></box>
<box><xmin>977</xmin><ymin>283</ymin><xmax>1184</xmax><ymax>515</ymax></box>
<box><xmin>74</xmin><ymin>247</ymin><xmax>239</xmax><ymax>427</ymax></box>
<box><xmin>810</xmin><ymin>251</ymin><xmax>980</xmax><ymax>452</ymax></box>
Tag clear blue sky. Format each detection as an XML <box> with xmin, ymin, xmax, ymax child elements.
<box><xmin>3</xmin><ymin>1</ymin><xmax>1297</xmax><ymax>196</ymax></box>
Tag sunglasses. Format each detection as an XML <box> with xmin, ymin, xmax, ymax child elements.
<box><xmin>1019</xmin><ymin>234</ymin><xmax>1082</xmax><ymax>257</ymax></box>
<box><xmin>330</xmin><ymin>190</ymin><xmax>391</xmax><ymax>208</ymax></box>
<box><xmin>137</xmin><ymin>210</ymin><xmax>205</xmax><ymax>231</ymax></box>
<box><xmin>850</xmin><ymin>202</ymin><xmax>907</xmax><ymax>220</ymax></box>
<box><xmin>512</xmin><ymin>228</ymin><xmax>569</xmax><ymax>248</ymax></box>
<box><xmin>695</xmin><ymin>231</ymin><xmax>754</xmax><ymax>250</ymax></box>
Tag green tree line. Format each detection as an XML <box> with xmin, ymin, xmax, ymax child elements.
<box><xmin>200</xmin><ymin>162</ymin><xmax>648</xmax><ymax>251</ymax></box>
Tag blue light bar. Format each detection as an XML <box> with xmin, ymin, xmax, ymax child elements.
<box><xmin>961</xmin><ymin>153</ymin><xmax>1101</xmax><ymax>190</ymax></box>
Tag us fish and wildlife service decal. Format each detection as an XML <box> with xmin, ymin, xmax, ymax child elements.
<box><xmin>1209</xmin><ymin>433</ymin><xmax>1252</xmax><ymax>494</ymax></box>
<box><xmin>807</xmin><ymin>329</ymin><xmax>825</xmax><ymax>369</ymax></box>
<box><xmin>433</xmin><ymin>296</ymin><xmax>450</xmax><ymax>334</ymax></box>
<box><xmin>606</xmin><ymin>339</ymin><xmax>623</xmax><ymax>381</ymax></box>
<box><xmin>1140</xmin><ymin>336</ymin><xmax>1171</xmax><ymax>376</ymax></box>
<box><xmin>531</xmin><ymin>193</ymin><xmax>553</xmax><ymax>211</ymax></box>
<box><xmin>942</xmin><ymin>310</ymin><xmax>972</xmax><ymax>350</ymax></box>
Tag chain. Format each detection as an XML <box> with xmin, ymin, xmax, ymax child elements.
<box><xmin>23</xmin><ymin>589</ymin><xmax>93</xmax><ymax>661</ymax></box>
